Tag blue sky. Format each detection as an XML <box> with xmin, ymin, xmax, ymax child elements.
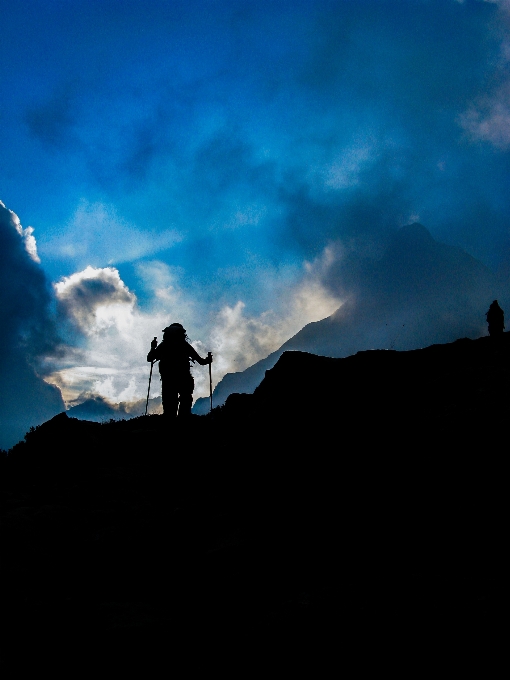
<box><xmin>2</xmin><ymin>0</ymin><xmax>510</xmax><ymax>446</ymax></box>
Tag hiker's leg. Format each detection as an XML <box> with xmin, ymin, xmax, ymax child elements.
<box><xmin>161</xmin><ymin>379</ymin><xmax>178</xmax><ymax>418</ymax></box>
<box><xmin>178</xmin><ymin>392</ymin><xmax>192</xmax><ymax>417</ymax></box>
<box><xmin>177</xmin><ymin>375</ymin><xmax>194</xmax><ymax>418</ymax></box>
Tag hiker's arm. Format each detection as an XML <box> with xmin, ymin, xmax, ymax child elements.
<box><xmin>147</xmin><ymin>342</ymin><xmax>161</xmax><ymax>362</ymax></box>
<box><xmin>188</xmin><ymin>345</ymin><xmax>212</xmax><ymax>365</ymax></box>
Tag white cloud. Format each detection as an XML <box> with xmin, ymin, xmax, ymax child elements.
<box><xmin>135</xmin><ymin>260</ymin><xmax>193</xmax><ymax>315</ymax></box>
<box><xmin>54</xmin><ymin>265</ymin><xmax>136</xmax><ymax>334</ymax></box>
<box><xmin>3</xmin><ymin>202</ymin><xmax>41</xmax><ymax>263</ymax></box>
<box><xmin>39</xmin><ymin>200</ymin><xmax>181</xmax><ymax>267</ymax></box>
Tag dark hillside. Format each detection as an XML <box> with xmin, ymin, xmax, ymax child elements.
<box><xmin>1</xmin><ymin>334</ymin><xmax>507</xmax><ymax>672</ymax></box>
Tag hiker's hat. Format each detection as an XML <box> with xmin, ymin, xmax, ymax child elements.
<box><xmin>162</xmin><ymin>322</ymin><xmax>186</xmax><ymax>334</ymax></box>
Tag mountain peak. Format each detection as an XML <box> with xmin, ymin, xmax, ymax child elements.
<box><xmin>395</xmin><ymin>222</ymin><xmax>435</xmax><ymax>246</ymax></box>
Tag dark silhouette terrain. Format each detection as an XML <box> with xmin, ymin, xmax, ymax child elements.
<box><xmin>1</xmin><ymin>334</ymin><xmax>507</xmax><ymax>671</ymax></box>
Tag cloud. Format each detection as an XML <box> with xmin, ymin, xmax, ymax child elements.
<box><xmin>55</xmin><ymin>266</ymin><xmax>136</xmax><ymax>334</ymax></box>
<box><xmin>318</xmin><ymin>141</ymin><xmax>377</xmax><ymax>191</ymax></box>
<box><xmin>39</xmin><ymin>200</ymin><xmax>181</xmax><ymax>268</ymax></box>
<box><xmin>460</xmin><ymin>83</ymin><xmax>510</xmax><ymax>148</ymax></box>
<box><xmin>0</xmin><ymin>201</ymin><xmax>57</xmax><ymax>356</ymax></box>
<box><xmin>483</xmin><ymin>0</ymin><xmax>510</xmax><ymax>9</ymax></box>
<box><xmin>458</xmin><ymin>0</ymin><xmax>510</xmax><ymax>148</ymax></box>
<box><xmin>320</xmin><ymin>223</ymin><xmax>497</xmax><ymax>350</ymax></box>
<box><xmin>207</xmin><ymin>248</ymin><xmax>342</xmax><ymax>377</ymax></box>
<box><xmin>135</xmin><ymin>260</ymin><xmax>192</xmax><ymax>313</ymax></box>
<box><xmin>0</xmin><ymin>200</ymin><xmax>64</xmax><ymax>449</ymax></box>
<box><xmin>66</xmin><ymin>393</ymin><xmax>162</xmax><ymax>422</ymax></box>
<box><xmin>8</xmin><ymin>208</ymin><xmax>41</xmax><ymax>263</ymax></box>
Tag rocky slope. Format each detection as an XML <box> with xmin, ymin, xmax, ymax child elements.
<box><xmin>2</xmin><ymin>334</ymin><xmax>507</xmax><ymax>671</ymax></box>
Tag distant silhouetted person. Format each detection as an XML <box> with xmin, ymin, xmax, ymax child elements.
<box><xmin>486</xmin><ymin>300</ymin><xmax>505</xmax><ymax>337</ymax></box>
<box><xmin>147</xmin><ymin>323</ymin><xmax>212</xmax><ymax>418</ymax></box>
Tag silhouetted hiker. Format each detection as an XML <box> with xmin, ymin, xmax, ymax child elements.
<box><xmin>486</xmin><ymin>300</ymin><xmax>505</xmax><ymax>337</ymax></box>
<box><xmin>147</xmin><ymin>323</ymin><xmax>212</xmax><ymax>418</ymax></box>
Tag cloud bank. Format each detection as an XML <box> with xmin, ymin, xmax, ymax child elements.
<box><xmin>0</xmin><ymin>201</ymin><xmax>64</xmax><ymax>449</ymax></box>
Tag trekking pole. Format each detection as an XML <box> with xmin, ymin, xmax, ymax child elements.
<box><xmin>145</xmin><ymin>337</ymin><xmax>158</xmax><ymax>416</ymax></box>
<box><xmin>208</xmin><ymin>352</ymin><xmax>213</xmax><ymax>413</ymax></box>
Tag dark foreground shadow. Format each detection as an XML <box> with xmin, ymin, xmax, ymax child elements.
<box><xmin>1</xmin><ymin>333</ymin><xmax>508</xmax><ymax>672</ymax></box>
